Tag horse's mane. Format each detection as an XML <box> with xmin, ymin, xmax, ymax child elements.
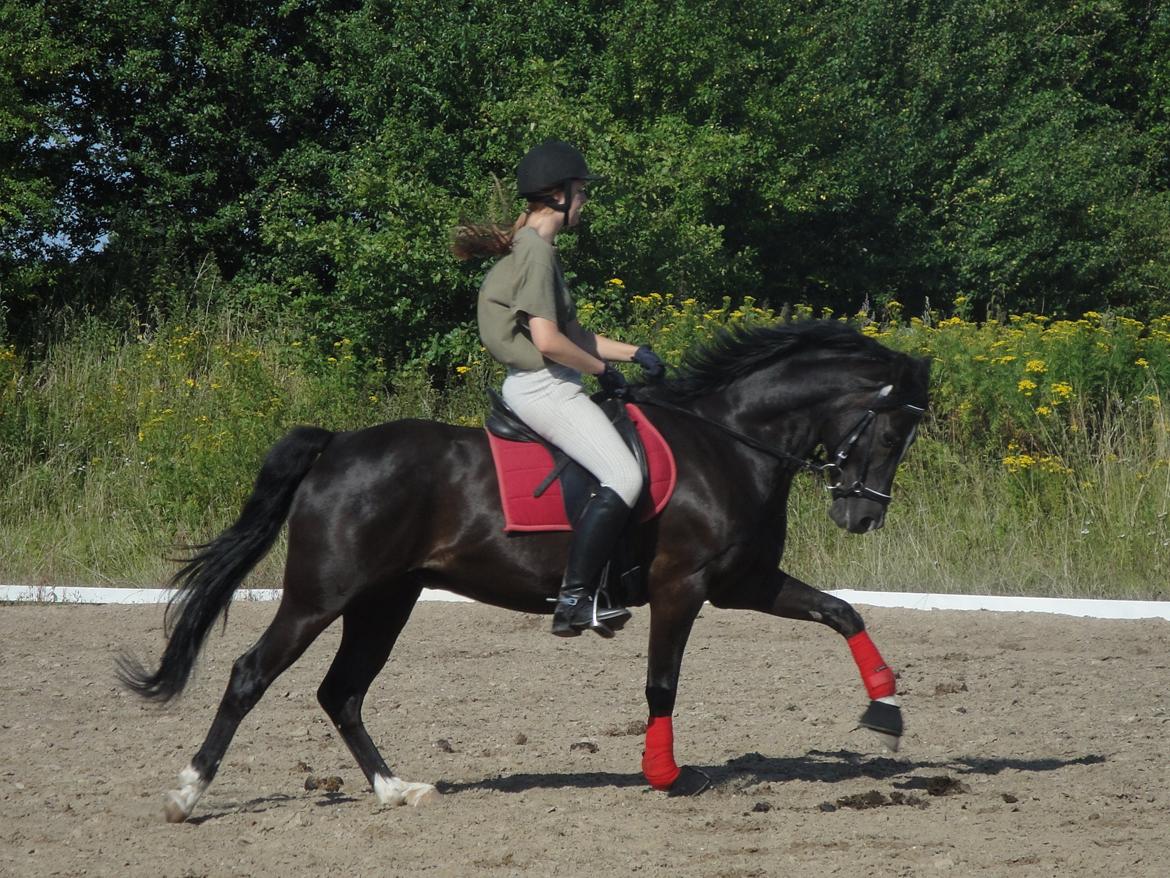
<box><xmin>648</xmin><ymin>320</ymin><xmax>922</xmax><ymax>402</ymax></box>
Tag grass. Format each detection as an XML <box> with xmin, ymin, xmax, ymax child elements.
<box><xmin>1</xmin><ymin>304</ymin><xmax>1166</xmax><ymax>599</ymax></box>
<box><xmin>783</xmin><ymin>428</ymin><xmax>1169</xmax><ymax>600</ymax></box>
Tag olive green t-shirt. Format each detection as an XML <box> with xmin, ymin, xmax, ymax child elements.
<box><xmin>477</xmin><ymin>227</ymin><xmax>576</xmax><ymax>371</ymax></box>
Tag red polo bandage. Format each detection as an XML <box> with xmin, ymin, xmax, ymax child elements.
<box><xmin>642</xmin><ymin>716</ymin><xmax>682</xmax><ymax>790</ymax></box>
<box><xmin>848</xmin><ymin>631</ymin><xmax>897</xmax><ymax>700</ymax></box>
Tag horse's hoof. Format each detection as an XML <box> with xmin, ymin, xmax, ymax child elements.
<box><xmin>666</xmin><ymin>765</ymin><xmax>711</xmax><ymax>797</ymax></box>
<box><xmin>163</xmin><ymin>793</ymin><xmax>190</xmax><ymax>823</ymax></box>
<box><xmin>859</xmin><ymin>699</ymin><xmax>903</xmax><ymax>752</ymax></box>
<box><xmin>405</xmin><ymin>785</ymin><xmax>440</xmax><ymax>808</ymax></box>
<box><xmin>375</xmin><ymin>775</ymin><xmax>438</xmax><ymax>807</ymax></box>
<box><xmin>163</xmin><ymin>765</ymin><xmax>205</xmax><ymax>823</ymax></box>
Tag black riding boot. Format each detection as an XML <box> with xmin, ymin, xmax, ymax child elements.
<box><xmin>551</xmin><ymin>487</ymin><xmax>634</xmax><ymax>638</ymax></box>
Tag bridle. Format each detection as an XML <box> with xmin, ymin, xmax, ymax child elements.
<box><xmin>815</xmin><ymin>403</ymin><xmax>926</xmax><ymax>505</ymax></box>
<box><xmin>627</xmin><ymin>389</ymin><xmax>925</xmax><ymax>508</ymax></box>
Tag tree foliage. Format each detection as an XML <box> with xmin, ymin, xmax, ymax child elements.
<box><xmin>3</xmin><ymin>0</ymin><xmax>1168</xmax><ymax>358</ymax></box>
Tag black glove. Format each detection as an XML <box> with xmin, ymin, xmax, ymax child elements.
<box><xmin>632</xmin><ymin>345</ymin><xmax>666</xmax><ymax>383</ymax></box>
<box><xmin>596</xmin><ymin>364</ymin><xmax>629</xmax><ymax>397</ymax></box>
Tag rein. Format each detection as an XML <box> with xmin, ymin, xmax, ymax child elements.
<box><xmin>627</xmin><ymin>389</ymin><xmax>925</xmax><ymax>506</ymax></box>
<box><xmin>625</xmin><ymin>391</ymin><xmax>826</xmax><ymax>474</ymax></box>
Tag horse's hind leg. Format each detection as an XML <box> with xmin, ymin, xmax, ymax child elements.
<box><xmin>712</xmin><ymin>569</ymin><xmax>903</xmax><ymax>751</ymax></box>
<box><xmin>316</xmin><ymin>582</ymin><xmax>437</xmax><ymax>808</ymax></box>
<box><xmin>164</xmin><ymin>596</ymin><xmax>338</xmax><ymax>822</ymax></box>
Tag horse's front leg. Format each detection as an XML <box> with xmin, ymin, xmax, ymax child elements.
<box><xmin>643</xmin><ymin>587</ymin><xmax>711</xmax><ymax>796</ymax></box>
<box><xmin>711</xmin><ymin>569</ymin><xmax>903</xmax><ymax>751</ymax></box>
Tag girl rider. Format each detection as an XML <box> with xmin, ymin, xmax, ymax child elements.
<box><xmin>454</xmin><ymin>140</ymin><xmax>665</xmax><ymax>638</ymax></box>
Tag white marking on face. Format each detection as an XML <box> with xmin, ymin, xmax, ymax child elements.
<box><xmin>878</xmin><ymin>384</ymin><xmax>894</xmax><ymax>397</ymax></box>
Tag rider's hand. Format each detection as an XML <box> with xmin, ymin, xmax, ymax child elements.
<box><xmin>632</xmin><ymin>346</ymin><xmax>666</xmax><ymax>383</ymax></box>
<box><xmin>597</xmin><ymin>365</ymin><xmax>629</xmax><ymax>397</ymax></box>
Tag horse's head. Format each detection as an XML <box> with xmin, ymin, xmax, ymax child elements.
<box><xmin>817</xmin><ymin>354</ymin><xmax>930</xmax><ymax>534</ymax></box>
<box><xmin>643</xmin><ymin>320</ymin><xmax>930</xmax><ymax>534</ymax></box>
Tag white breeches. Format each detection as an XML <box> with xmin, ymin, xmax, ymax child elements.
<box><xmin>501</xmin><ymin>365</ymin><xmax>643</xmax><ymax>508</ymax></box>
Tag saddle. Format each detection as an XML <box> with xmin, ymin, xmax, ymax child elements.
<box><xmin>484</xmin><ymin>390</ymin><xmax>676</xmax><ymax>608</ymax></box>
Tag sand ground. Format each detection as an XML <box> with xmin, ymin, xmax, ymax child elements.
<box><xmin>2</xmin><ymin>600</ymin><xmax>1167</xmax><ymax>877</ymax></box>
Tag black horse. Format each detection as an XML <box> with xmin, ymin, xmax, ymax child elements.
<box><xmin>120</xmin><ymin>320</ymin><xmax>930</xmax><ymax>821</ymax></box>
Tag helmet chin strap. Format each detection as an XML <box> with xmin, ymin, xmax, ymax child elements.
<box><xmin>560</xmin><ymin>180</ymin><xmax>572</xmax><ymax>228</ymax></box>
<box><xmin>531</xmin><ymin>181</ymin><xmax>574</xmax><ymax>229</ymax></box>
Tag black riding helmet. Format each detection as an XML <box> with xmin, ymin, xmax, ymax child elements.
<box><xmin>516</xmin><ymin>140</ymin><xmax>603</xmax><ymax>227</ymax></box>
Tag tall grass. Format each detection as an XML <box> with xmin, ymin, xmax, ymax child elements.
<box><xmin>1</xmin><ymin>301</ymin><xmax>1166</xmax><ymax>598</ymax></box>
<box><xmin>783</xmin><ymin>413</ymin><xmax>1169</xmax><ymax>599</ymax></box>
<box><xmin>0</xmin><ymin>312</ymin><xmax>444</xmax><ymax>585</ymax></box>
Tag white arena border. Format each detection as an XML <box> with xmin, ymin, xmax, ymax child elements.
<box><xmin>1</xmin><ymin>584</ymin><xmax>1167</xmax><ymax>621</ymax></box>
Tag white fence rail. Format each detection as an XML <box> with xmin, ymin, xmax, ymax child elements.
<box><xmin>3</xmin><ymin>585</ymin><xmax>1168</xmax><ymax>620</ymax></box>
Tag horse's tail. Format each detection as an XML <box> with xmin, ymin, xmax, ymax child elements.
<box><xmin>117</xmin><ymin>425</ymin><xmax>335</xmax><ymax>702</ymax></box>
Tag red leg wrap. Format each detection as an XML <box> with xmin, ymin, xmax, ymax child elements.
<box><xmin>848</xmin><ymin>631</ymin><xmax>897</xmax><ymax>700</ymax></box>
<box><xmin>642</xmin><ymin>715</ymin><xmax>682</xmax><ymax>790</ymax></box>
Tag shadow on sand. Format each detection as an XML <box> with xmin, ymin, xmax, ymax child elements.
<box><xmin>437</xmin><ymin>749</ymin><xmax>1106</xmax><ymax>796</ymax></box>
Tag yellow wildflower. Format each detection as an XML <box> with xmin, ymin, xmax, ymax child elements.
<box><xmin>1002</xmin><ymin>453</ymin><xmax>1035</xmax><ymax>473</ymax></box>
<box><xmin>1135</xmin><ymin>358</ymin><xmax>1149</xmax><ymax>368</ymax></box>
<box><xmin>1025</xmin><ymin>359</ymin><xmax>1047</xmax><ymax>374</ymax></box>
<box><xmin>608</xmin><ymin>278</ymin><xmax>625</xmax><ymax>287</ymax></box>
<box><xmin>1017</xmin><ymin>379</ymin><xmax>1037</xmax><ymax>395</ymax></box>
<box><xmin>456</xmin><ymin>365</ymin><xmax>471</xmax><ymax>375</ymax></box>
<box><xmin>1051</xmin><ymin>382</ymin><xmax>1073</xmax><ymax>399</ymax></box>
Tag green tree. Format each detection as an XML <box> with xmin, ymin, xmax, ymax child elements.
<box><xmin>3</xmin><ymin>0</ymin><xmax>1168</xmax><ymax>363</ymax></box>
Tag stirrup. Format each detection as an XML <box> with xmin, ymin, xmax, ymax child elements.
<box><xmin>551</xmin><ymin>588</ymin><xmax>630</xmax><ymax>639</ymax></box>
<box><xmin>593</xmin><ymin>582</ymin><xmax>632</xmax><ymax>632</ymax></box>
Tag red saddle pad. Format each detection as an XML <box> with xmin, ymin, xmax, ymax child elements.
<box><xmin>485</xmin><ymin>403</ymin><xmax>677</xmax><ymax>533</ymax></box>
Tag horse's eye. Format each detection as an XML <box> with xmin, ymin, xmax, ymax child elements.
<box><xmin>881</xmin><ymin>432</ymin><xmax>901</xmax><ymax>448</ymax></box>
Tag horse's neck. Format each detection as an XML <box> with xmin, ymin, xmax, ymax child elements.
<box><xmin>685</xmin><ymin>372</ymin><xmax>822</xmax><ymax>460</ymax></box>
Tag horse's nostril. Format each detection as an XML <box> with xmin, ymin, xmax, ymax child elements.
<box><xmin>857</xmin><ymin>517</ymin><xmax>874</xmax><ymax>533</ymax></box>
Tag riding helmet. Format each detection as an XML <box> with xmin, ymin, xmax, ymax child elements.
<box><xmin>516</xmin><ymin>140</ymin><xmax>602</xmax><ymax>198</ymax></box>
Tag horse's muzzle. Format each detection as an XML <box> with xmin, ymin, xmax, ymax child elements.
<box><xmin>829</xmin><ymin>497</ymin><xmax>887</xmax><ymax>534</ymax></box>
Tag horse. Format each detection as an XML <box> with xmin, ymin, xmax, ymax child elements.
<box><xmin>118</xmin><ymin>319</ymin><xmax>930</xmax><ymax>822</ymax></box>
